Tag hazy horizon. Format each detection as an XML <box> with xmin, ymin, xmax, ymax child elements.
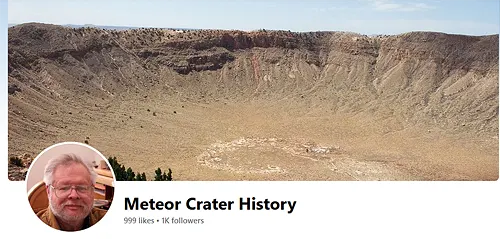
<box><xmin>7</xmin><ymin>0</ymin><xmax>499</xmax><ymax>36</ymax></box>
<box><xmin>7</xmin><ymin>21</ymin><xmax>499</xmax><ymax>37</ymax></box>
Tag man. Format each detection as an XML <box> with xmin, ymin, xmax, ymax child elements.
<box><xmin>37</xmin><ymin>153</ymin><xmax>106</xmax><ymax>231</ymax></box>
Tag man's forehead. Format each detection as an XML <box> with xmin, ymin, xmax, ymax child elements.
<box><xmin>52</xmin><ymin>162</ymin><xmax>91</xmax><ymax>182</ymax></box>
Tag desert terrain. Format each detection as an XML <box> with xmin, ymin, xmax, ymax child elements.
<box><xmin>7</xmin><ymin>23</ymin><xmax>499</xmax><ymax>180</ymax></box>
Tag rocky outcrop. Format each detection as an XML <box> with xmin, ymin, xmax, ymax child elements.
<box><xmin>7</xmin><ymin>23</ymin><xmax>499</xmax><ymax>135</ymax></box>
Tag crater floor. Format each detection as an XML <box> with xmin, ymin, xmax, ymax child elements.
<box><xmin>10</xmin><ymin>98</ymin><xmax>497</xmax><ymax>181</ymax></box>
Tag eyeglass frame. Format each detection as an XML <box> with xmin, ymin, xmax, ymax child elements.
<box><xmin>49</xmin><ymin>184</ymin><xmax>94</xmax><ymax>198</ymax></box>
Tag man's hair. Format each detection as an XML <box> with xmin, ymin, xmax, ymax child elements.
<box><xmin>43</xmin><ymin>153</ymin><xmax>97</xmax><ymax>185</ymax></box>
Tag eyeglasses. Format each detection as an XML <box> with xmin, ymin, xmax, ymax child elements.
<box><xmin>50</xmin><ymin>185</ymin><xmax>93</xmax><ymax>198</ymax></box>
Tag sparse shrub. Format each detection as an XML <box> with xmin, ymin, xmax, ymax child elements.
<box><xmin>135</xmin><ymin>172</ymin><xmax>147</xmax><ymax>181</ymax></box>
<box><xmin>109</xmin><ymin>156</ymin><xmax>144</xmax><ymax>181</ymax></box>
<box><xmin>108</xmin><ymin>156</ymin><xmax>170</xmax><ymax>181</ymax></box>
<box><xmin>84</xmin><ymin>140</ymin><xmax>89</xmax><ymax>144</ymax></box>
<box><xmin>154</xmin><ymin>167</ymin><xmax>173</xmax><ymax>181</ymax></box>
<box><xmin>9</xmin><ymin>156</ymin><xmax>23</xmax><ymax>167</ymax></box>
<box><xmin>126</xmin><ymin>167</ymin><xmax>135</xmax><ymax>181</ymax></box>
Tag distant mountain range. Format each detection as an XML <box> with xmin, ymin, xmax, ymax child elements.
<box><xmin>8</xmin><ymin>23</ymin><xmax>198</xmax><ymax>31</ymax></box>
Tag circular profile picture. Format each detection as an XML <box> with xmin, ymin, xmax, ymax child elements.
<box><xmin>26</xmin><ymin>142</ymin><xmax>115</xmax><ymax>231</ymax></box>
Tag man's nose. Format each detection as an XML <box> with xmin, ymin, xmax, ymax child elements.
<box><xmin>67</xmin><ymin>187</ymin><xmax>81</xmax><ymax>199</ymax></box>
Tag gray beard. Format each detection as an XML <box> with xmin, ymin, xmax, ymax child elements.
<box><xmin>48</xmin><ymin>193</ymin><xmax>92</xmax><ymax>223</ymax></box>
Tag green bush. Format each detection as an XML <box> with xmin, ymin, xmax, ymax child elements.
<box><xmin>135</xmin><ymin>172</ymin><xmax>147</xmax><ymax>181</ymax></box>
<box><xmin>9</xmin><ymin>156</ymin><xmax>23</xmax><ymax>167</ymax></box>
<box><xmin>154</xmin><ymin>168</ymin><xmax>173</xmax><ymax>181</ymax></box>
<box><xmin>108</xmin><ymin>156</ymin><xmax>172</xmax><ymax>181</ymax></box>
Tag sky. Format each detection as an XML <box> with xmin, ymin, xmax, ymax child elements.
<box><xmin>6</xmin><ymin>0</ymin><xmax>500</xmax><ymax>36</ymax></box>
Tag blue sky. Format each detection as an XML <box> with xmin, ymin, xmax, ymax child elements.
<box><xmin>6</xmin><ymin>0</ymin><xmax>500</xmax><ymax>35</ymax></box>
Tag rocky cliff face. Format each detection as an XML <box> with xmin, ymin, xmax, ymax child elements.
<box><xmin>9</xmin><ymin>23</ymin><xmax>498</xmax><ymax>135</ymax></box>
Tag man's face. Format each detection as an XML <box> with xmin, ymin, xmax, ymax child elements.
<box><xmin>47</xmin><ymin>163</ymin><xmax>94</xmax><ymax>222</ymax></box>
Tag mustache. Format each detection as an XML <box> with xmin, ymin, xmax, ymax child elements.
<box><xmin>61</xmin><ymin>201</ymin><xmax>86</xmax><ymax>207</ymax></box>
